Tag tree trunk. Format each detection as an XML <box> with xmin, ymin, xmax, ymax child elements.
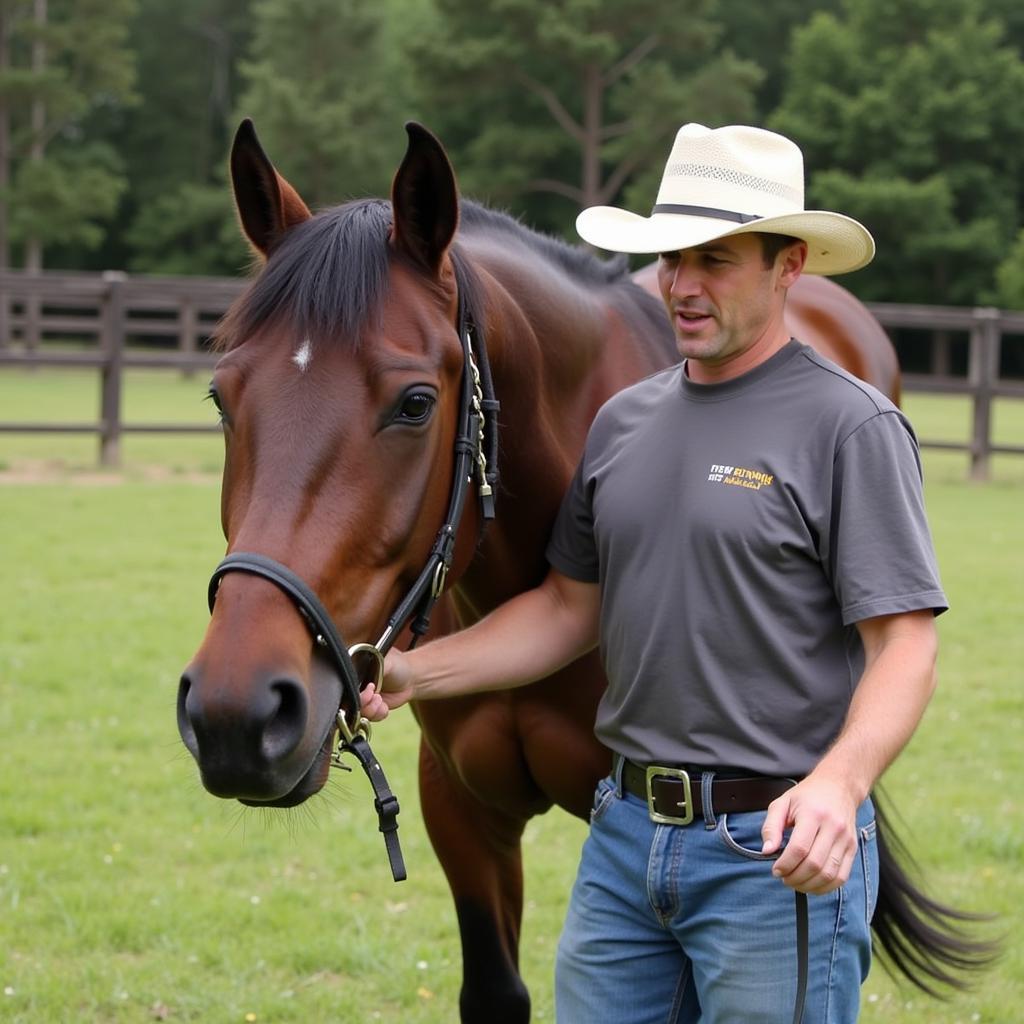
<box><xmin>24</xmin><ymin>0</ymin><xmax>45</xmax><ymax>353</ymax></box>
<box><xmin>0</xmin><ymin>6</ymin><xmax>10</xmax><ymax>348</ymax></box>
<box><xmin>580</xmin><ymin>62</ymin><xmax>603</xmax><ymax>211</ymax></box>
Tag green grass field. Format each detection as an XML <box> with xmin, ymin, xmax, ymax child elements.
<box><xmin>1</xmin><ymin>368</ymin><xmax>1022</xmax><ymax>1021</ymax></box>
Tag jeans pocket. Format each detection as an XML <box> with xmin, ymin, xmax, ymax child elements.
<box><xmin>859</xmin><ymin>817</ymin><xmax>879</xmax><ymax>920</ymax></box>
<box><xmin>717</xmin><ymin>811</ymin><xmax>776</xmax><ymax>861</ymax></box>
<box><xmin>589</xmin><ymin>776</ymin><xmax>618</xmax><ymax>824</ymax></box>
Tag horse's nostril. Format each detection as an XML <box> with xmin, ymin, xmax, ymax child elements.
<box><xmin>177</xmin><ymin>674</ymin><xmax>200</xmax><ymax>757</ymax></box>
<box><xmin>262</xmin><ymin>679</ymin><xmax>309</xmax><ymax>762</ymax></box>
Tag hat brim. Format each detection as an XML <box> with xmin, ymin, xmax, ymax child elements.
<box><xmin>576</xmin><ymin>207</ymin><xmax>874</xmax><ymax>276</ymax></box>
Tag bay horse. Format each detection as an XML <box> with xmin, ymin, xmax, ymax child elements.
<box><xmin>178</xmin><ymin>119</ymin><xmax>987</xmax><ymax>1022</ymax></box>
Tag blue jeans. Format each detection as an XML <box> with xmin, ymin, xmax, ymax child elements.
<box><xmin>555</xmin><ymin>771</ymin><xmax>878</xmax><ymax>1023</ymax></box>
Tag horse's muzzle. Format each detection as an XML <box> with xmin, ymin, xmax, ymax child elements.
<box><xmin>177</xmin><ymin>659</ymin><xmax>339</xmax><ymax>804</ymax></box>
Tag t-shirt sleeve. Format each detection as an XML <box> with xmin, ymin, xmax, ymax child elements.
<box><xmin>830</xmin><ymin>410</ymin><xmax>948</xmax><ymax>624</ymax></box>
<box><xmin>546</xmin><ymin>455</ymin><xmax>601</xmax><ymax>583</ymax></box>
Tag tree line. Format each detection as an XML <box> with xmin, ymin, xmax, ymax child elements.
<box><xmin>2</xmin><ymin>0</ymin><xmax>1024</xmax><ymax>308</ymax></box>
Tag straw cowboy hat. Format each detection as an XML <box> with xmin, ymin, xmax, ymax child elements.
<box><xmin>576</xmin><ymin>123</ymin><xmax>874</xmax><ymax>276</ymax></box>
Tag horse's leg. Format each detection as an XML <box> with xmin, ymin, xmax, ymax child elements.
<box><xmin>419</xmin><ymin>739</ymin><xmax>531</xmax><ymax>1024</ymax></box>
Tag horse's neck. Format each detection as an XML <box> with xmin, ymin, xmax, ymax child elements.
<box><xmin>455</xmin><ymin>242</ymin><xmax>675</xmax><ymax>610</ymax></box>
<box><xmin>478</xmin><ymin>247</ymin><xmax>607</xmax><ymax>371</ymax></box>
<box><xmin>474</xmin><ymin>240</ymin><xmax>669</xmax><ymax>415</ymax></box>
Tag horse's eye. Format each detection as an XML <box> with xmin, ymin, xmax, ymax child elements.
<box><xmin>205</xmin><ymin>385</ymin><xmax>225</xmax><ymax>422</ymax></box>
<box><xmin>395</xmin><ymin>391</ymin><xmax>436</xmax><ymax>425</ymax></box>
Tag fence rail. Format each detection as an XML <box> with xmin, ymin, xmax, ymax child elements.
<box><xmin>0</xmin><ymin>270</ymin><xmax>242</xmax><ymax>464</ymax></box>
<box><xmin>1</xmin><ymin>270</ymin><xmax>1022</xmax><ymax>479</ymax></box>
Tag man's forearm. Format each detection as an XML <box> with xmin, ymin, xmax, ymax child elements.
<box><xmin>403</xmin><ymin>570</ymin><xmax>601</xmax><ymax>701</ymax></box>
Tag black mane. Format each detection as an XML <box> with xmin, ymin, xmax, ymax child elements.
<box><xmin>457</xmin><ymin>200</ymin><xmax>630</xmax><ymax>285</ymax></box>
<box><xmin>215</xmin><ymin>197</ymin><xmax>628</xmax><ymax>352</ymax></box>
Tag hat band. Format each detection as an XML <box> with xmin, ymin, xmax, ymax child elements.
<box><xmin>652</xmin><ymin>203</ymin><xmax>763</xmax><ymax>224</ymax></box>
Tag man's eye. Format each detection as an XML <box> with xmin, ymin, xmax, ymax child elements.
<box><xmin>395</xmin><ymin>392</ymin><xmax>435</xmax><ymax>424</ymax></box>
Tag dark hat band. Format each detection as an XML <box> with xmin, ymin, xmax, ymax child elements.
<box><xmin>652</xmin><ymin>203</ymin><xmax>763</xmax><ymax>224</ymax></box>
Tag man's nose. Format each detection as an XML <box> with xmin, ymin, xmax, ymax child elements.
<box><xmin>668</xmin><ymin>258</ymin><xmax>702</xmax><ymax>299</ymax></box>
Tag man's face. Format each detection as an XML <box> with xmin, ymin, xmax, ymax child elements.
<box><xmin>656</xmin><ymin>233</ymin><xmax>801</xmax><ymax>373</ymax></box>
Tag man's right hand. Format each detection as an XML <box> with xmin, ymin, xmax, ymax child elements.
<box><xmin>360</xmin><ymin>649</ymin><xmax>415</xmax><ymax>721</ymax></box>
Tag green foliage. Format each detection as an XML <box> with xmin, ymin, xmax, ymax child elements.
<box><xmin>3</xmin><ymin>0</ymin><xmax>1024</xmax><ymax>305</ymax></box>
<box><xmin>405</xmin><ymin>0</ymin><xmax>761</xmax><ymax>235</ymax></box>
<box><xmin>120</xmin><ymin>0</ymin><xmax>251</xmax><ymax>204</ymax></box>
<box><xmin>46</xmin><ymin>0</ymin><xmax>137</xmax><ymax>106</ymax></box>
<box><xmin>715</xmin><ymin>0</ymin><xmax>844</xmax><ymax>116</ymax></box>
<box><xmin>0</xmin><ymin>0</ymin><xmax>137</xmax><ymax>262</ymax></box>
<box><xmin>771</xmin><ymin>0</ymin><xmax>1024</xmax><ymax>303</ymax></box>
<box><xmin>994</xmin><ymin>229</ymin><xmax>1024</xmax><ymax>311</ymax></box>
<box><xmin>9</xmin><ymin>140</ymin><xmax>126</xmax><ymax>249</ymax></box>
<box><xmin>125</xmin><ymin>182</ymin><xmax>250</xmax><ymax>277</ymax></box>
<box><xmin>94</xmin><ymin>0</ymin><xmax>253</xmax><ymax>272</ymax></box>
<box><xmin>237</xmin><ymin>0</ymin><xmax>413</xmax><ymax>206</ymax></box>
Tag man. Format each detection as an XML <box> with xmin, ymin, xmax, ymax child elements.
<box><xmin>362</xmin><ymin>123</ymin><xmax>946</xmax><ymax>1023</ymax></box>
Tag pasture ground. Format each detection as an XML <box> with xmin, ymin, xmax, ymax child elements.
<box><xmin>0</xmin><ymin>367</ymin><xmax>1021</xmax><ymax>1022</ymax></box>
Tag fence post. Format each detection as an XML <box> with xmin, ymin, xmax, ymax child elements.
<box><xmin>0</xmin><ymin>275</ymin><xmax>8</xmax><ymax>349</ymax></box>
<box><xmin>967</xmin><ymin>307</ymin><xmax>1000</xmax><ymax>482</ymax></box>
<box><xmin>931</xmin><ymin>330</ymin><xmax>952</xmax><ymax>377</ymax></box>
<box><xmin>99</xmin><ymin>271</ymin><xmax>127</xmax><ymax>467</ymax></box>
<box><xmin>24</xmin><ymin>286</ymin><xmax>40</xmax><ymax>354</ymax></box>
<box><xmin>180</xmin><ymin>294</ymin><xmax>198</xmax><ymax>379</ymax></box>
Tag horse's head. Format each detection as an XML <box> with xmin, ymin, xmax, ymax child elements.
<box><xmin>178</xmin><ymin>119</ymin><xmax>481</xmax><ymax>807</ymax></box>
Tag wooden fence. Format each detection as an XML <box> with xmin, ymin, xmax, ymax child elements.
<box><xmin>871</xmin><ymin>301</ymin><xmax>1024</xmax><ymax>480</ymax></box>
<box><xmin>1</xmin><ymin>270</ymin><xmax>1023</xmax><ymax>479</ymax></box>
<box><xmin>0</xmin><ymin>270</ymin><xmax>243</xmax><ymax>465</ymax></box>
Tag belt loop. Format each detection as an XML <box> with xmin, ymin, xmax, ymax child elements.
<box><xmin>611</xmin><ymin>753</ymin><xmax>625</xmax><ymax>797</ymax></box>
<box><xmin>701</xmin><ymin>770</ymin><xmax>717</xmax><ymax>829</ymax></box>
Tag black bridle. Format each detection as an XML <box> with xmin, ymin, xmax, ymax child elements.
<box><xmin>206</xmin><ymin>295</ymin><xmax>499</xmax><ymax>883</ymax></box>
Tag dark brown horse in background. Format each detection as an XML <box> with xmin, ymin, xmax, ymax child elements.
<box><xmin>178</xmin><ymin>119</ymin><xmax>985</xmax><ymax>1022</ymax></box>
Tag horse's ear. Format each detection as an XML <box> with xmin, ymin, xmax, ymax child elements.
<box><xmin>390</xmin><ymin>122</ymin><xmax>459</xmax><ymax>275</ymax></box>
<box><xmin>229</xmin><ymin>118</ymin><xmax>311</xmax><ymax>257</ymax></box>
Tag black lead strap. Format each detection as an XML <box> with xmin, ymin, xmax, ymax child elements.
<box><xmin>793</xmin><ymin>890</ymin><xmax>808</xmax><ymax>1024</ymax></box>
<box><xmin>343</xmin><ymin>734</ymin><xmax>405</xmax><ymax>883</ymax></box>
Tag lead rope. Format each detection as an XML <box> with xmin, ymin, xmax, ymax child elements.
<box><xmin>334</xmin><ymin>711</ymin><xmax>405</xmax><ymax>882</ymax></box>
<box><xmin>793</xmin><ymin>890</ymin><xmax>808</xmax><ymax>1024</ymax></box>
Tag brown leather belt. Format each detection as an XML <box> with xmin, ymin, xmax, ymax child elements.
<box><xmin>619</xmin><ymin>758</ymin><xmax>796</xmax><ymax>825</ymax></box>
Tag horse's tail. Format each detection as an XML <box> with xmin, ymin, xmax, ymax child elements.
<box><xmin>871</xmin><ymin>788</ymin><xmax>1001</xmax><ymax>994</ymax></box>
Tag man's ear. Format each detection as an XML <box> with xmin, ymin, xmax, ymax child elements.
<box><xmin>777</xmin><ymin>239</ymin><xmax>808</xmax><ymax>288</ymax></box>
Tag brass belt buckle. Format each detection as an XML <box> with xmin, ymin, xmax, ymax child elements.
<box><xmin>645</xmin><ymin>766</ymin><xmax>694</xmax><ymax>825</ymax></box>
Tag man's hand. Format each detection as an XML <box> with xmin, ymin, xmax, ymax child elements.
<box><xmin>360</xmin><ymin>649</ymin><xmax>415</xmax><ymax>721</ymax></box>
<box><xmin>760</xmin><ymin>610</ymin><xmax>938</xmax><ymax>894</ymax></box>
<box><xmin>760</xmin><ymin>776</ymin><xmax>859</xmax><ymax>894</ymax></box>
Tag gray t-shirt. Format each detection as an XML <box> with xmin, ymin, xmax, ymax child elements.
<box><xmin>546</xmin><ymin>340</ymin><xmax>947</xmax><ymax>778</ymax></box>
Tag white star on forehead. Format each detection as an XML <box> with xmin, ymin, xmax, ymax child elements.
<box><xmin>292</xmin><ymin>338</ymin><xmax>313</xmax><ymax>372</ymax></box>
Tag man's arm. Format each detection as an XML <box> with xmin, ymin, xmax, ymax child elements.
<box><xmin>360</xmin><ymin>568</ymin><xmax>601</xmax><ymax>719</ymax></box>
<box><xmin>761</xmin><ymin>609</ymin><xmax>939</xmax><ymax>893</ymax></box>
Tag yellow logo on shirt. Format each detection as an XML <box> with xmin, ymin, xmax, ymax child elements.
<box><xmin>707</xmin><ymin>463</ymin><xmax>775</xmax><ymax>491</ymax></box>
